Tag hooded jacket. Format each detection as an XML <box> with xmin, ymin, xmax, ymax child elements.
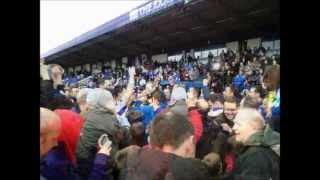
<box><xmin>76</xmin><ymin>108</ymin><xmax>121</xmax><ymax>179</ymax></box>
<box><xmin>134</xmin><ymin>104</ymin><xmax>155</xmax><ymax>128</ymax></box>
<box><xmin>170</xmin><ymin>100</ymin><xmax>188</xmax><ymax>116</ymax></box>
<box><xmin>232</xmin><ymin>74</ymin><xmax>246</xmax><ymax>90</ymax></box>
<box><xmin>196</xmin><ymin>113</ymin><xmax>234</xmax><ymax>159</ymax></box>
<box><xmin>188</xmin><ymin>107</ymin><xmax>203</xmax><ymax>144</ymax></box>
<box><xmin>170</xmin><ymin>101</ymin><xmax>203</xmax><ymax>145</ymax></box>
<box><xmin>228</xmin><ymin>125</ymin><xmax>280</xmax><ymax>180</ymax></box>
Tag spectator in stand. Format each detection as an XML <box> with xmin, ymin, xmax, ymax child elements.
<box><xmin>218</xmin><ymin>96</ymin><xmax>238</xmax><ymax>129</ymax></box>
<box><xmin>41</xmin><ymin>47</ymin><xmax>280</xmax><ymax>179</ymax></box>
<box><xmin>207</xmin><ymin>93</ymin><xmax>224</xmax><ymax>118</ymax></box>
<box><xmin>40</xmin><ymin>63</ymin><xmax>74</xmax><ymax>111</ymax></box>
<box><xmin>265</xmin><ymin>46</ymin><xmax>273</xmax><ymax>59</ymax></box>
<box><xmin>197</xmin><ymin>98</ymin><xmax>210</xmax><ymax>119</ymax></box>
<box><xmin>169</xmin><ymin>85</ymin><xmax>188</xmax><ymax>115</ymax></box>
<box><xmin>88</xmin><ymin>80</ymin><xmax>95</xmax><ymax>89</ymax></box>
<box><xmin>76</xmin><ymin>88</ymin><xmax>122</xmax><ymax>180</ymax></box>
<box><xmin>186</xmin><ymin>89</ymin><xmax>204</xmax><ymax>144</ymax></box>
<box><xmin>208</xmin><ymin>96</ymin><xmax>239</xmax><ymax>173</ymax></box>
<box><xmin>115</xmin><ymin>109</ymin><xmax>215</xmax><ymax>180</ymax></box>
<box><xmin>41</xmin><ymin>109</ymin><xmax>113</xmax><ymax>180</ymax></box>
<box><xmin>40</xmin><ymin>107</ymin><xmax>61</xmax><ymax>180</ymax></box>
<box><xmin>126</xmin><ymin>110</ymin><xmax>148</xmax><ymax>147</ymax></box>
<box><xmin>69</xmin><ymin>88</ymin><xmax>81</xmax><ymax>113</ymax></box>
<box><xmin>103</xmin><ymin>69</ymin><xmax>110</xmax><ymax>80</ymax></box>
<box><xmin>76</xmin><ymin>88</ymin><xmax>92</xmax><ymax>116</ymax></box>
<box><xmin>232</xmin><ymin>69</ymin><xmax>246</xmax><ymax>99</ymax></box>
<box><xmin>169</xmin><ymin>85</ymin><xmax>203</xmax><ymax>144</ymax></box>
<box><xmin>104</xmin><ymin>78</ymin><xmax>113</xmax><ymax>91</ymax></box>
<box><xmin>40</xmin><ymin>107</ymin><xmax>61</xmax><ymax>158</ymax></box>
<box><xmin>50</xmin><ymin>64</ymin><xmax>65</xmax><ymax>90</ymax></box>
<box><xmin>272</xmin><ymin>55</ymin><xmax>280</xmax><ymax>65</ymax></box>
<box><xmin>240</xmin><ymin>93</ymin><xmax>262</xmax><ymax>110</ymax></box>
<box><xmin>149</xmin><ymin>90</ymin><xmax>165</xmax><ymax>115</ymax></box>
<box><xmin>139</xmin><ymin>75</ymin><xmax>147</xmax><ymax>87</ymax></box>
<box><xmin>261</xmin><ymin>65</ymin><xmax>280</xmax><ymax>133</ymax></box>
<box><xmin>129</xmin><ymin>122</ymin><xmax>146</xmax><ymax>147</ymax></box>
<box><xmin>188</xmin><ymin>87</ymin><xmax>201</xmax><ymax>99</ymax></box>
<box><xmin>230</xmin><ymin>108</ymin><xmax>280</xmax><ymax>180</ymax></box>
<box><xmin>272</xmin><ymin>59</ymin><xmax>278</xmax><ymax>65</ymax></box>
<box><xmin>196</xmin><ymin>94</ymin><xmax>226</xmax><ymax>158</ymax></box>
<box><xmin>223</xmin><ymin>86</ymin><xmax>235</xmax><ymax>99</ymax></box>
<box><xmin>202</xmin><ymin>152</ymin><xmax>223</xmax><ymax>180</ymax></box>
<box><xmin>211</xmin><ymin>73</ymin><xmax>224</xmax><ymax>94</ymax></box>
<box><xmin>113</xmin><ymin>86</ymin><xmax>125</xmax><ymax>110</ymax></box>
<box><xmin>132</xmin><ymin>90</ymin><xmax>155</xmax><ymax>129</ymax></box>
<box><xmin>196</xmin><ymin>95</ymin><xmax>237</xmax><ymax>152</ymax></box>
<box><xmin>224</xmin><ymin>70</ymin><xmax>234</xmax><ymax>87</ymax></box>
<box><xmin>96</xmin><ymin>78</ymin><xmax>105</xmax><ymax>89</ymax></box>
<box><xmin>202</xmin><ymin>78</ymin><xmax>210</xmax><ymax>101</ymax></box>
<box><xmin>111</xmin><ymin>67</ymin><xmax>136</xmax><ymax>128</ymax></box>
<box><xmin>161</xmin><ymin>87</ymin><xmax>171</xmax><ymax>107</ymax></box>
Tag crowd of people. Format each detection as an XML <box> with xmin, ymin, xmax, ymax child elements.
<box><xmin>40</xmin><ymin>46</ymin><xmax>280</xmax><ymax>180</ymax></box>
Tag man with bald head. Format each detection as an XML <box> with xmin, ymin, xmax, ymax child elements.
<box><xmin>229</xmin><ymin>108</ymin><xmax>280</xmax><ymax>180</ymax></box>
<box><xmin>40</xmin><ymin>107</ymin><xmax>61</xmax><ymax>157</ymax></box>
<box><xmin>40</xmin><ymin>107</ymin><xmax>61</xmax><ymax>180</ymax></box>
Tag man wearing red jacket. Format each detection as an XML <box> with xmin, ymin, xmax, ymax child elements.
<box><xmin>187</xmin><ymin>87</ymin><xmax>204</xmax><ymax>144</ymax></box>
<box><xmin>186</xmin><ymin>94</ymin><xmax>203</xmax><ymax>144</ymax></box>
<box><xmin>169</xmin><ymin>86</ymin><xmax>203</xmax><ymax>144</ymax></box>
<box><xmin>188</xmin><ymin>109</ymin><xmax>203</xmax><ymax>144</ymax></box>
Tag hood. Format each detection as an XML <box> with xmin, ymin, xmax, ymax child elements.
<box><xmin>245</xmin><ymin>125</ymin><xmax>280</xmax><ymax>156</ymax></box>
<box><xmin>87</xmin><ymin>88</ymin><xmax>116</xmax><ymax>113</ymax></box>
<box><xmin>54</xmin><ymin>109</ymin><xmax>84</xmax><ymax>165</ymax></box>
<box><xmin>170</xmin><ymin>100</ymin><xmax>188</xmax><ymax>116</ymax></box>
<box><xmin>171</xmin><ymin>87</ymin><xmax>187</xmax><ymax>102</ymax></box>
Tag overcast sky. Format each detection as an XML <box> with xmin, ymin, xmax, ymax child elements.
<box><xmin>40</xmin><ymin>0</ymin><xmax>148</xmax><ymax>55</ymax></box>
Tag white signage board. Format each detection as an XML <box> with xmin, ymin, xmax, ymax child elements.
<box><xmin>226</xmin><ymin>41</ymin><xmax>239</xmax><ymax>52</ymax></box>
<box><xmin>129</xmin><ymin>0</ymin><xmax>183</xmax><ymax>22</ymax></box>
<box><xmin>152</xmin><ymin>53</ymin><xmax>168</xmax><ymax>63</ymax></box>
<box><xmin>122</xmin><ymin>57</ymin><xmax>128</xmax><ymax>64</ymax></box>
<box><xmin>247</xmin><ymin>38</ymin><xmax>261</xmax><ymax>49</ymax></box>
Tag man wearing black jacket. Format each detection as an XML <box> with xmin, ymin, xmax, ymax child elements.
<box><xmin>196</xmin><ymin>96</ymin><xmax>239</xmax><ymax>173</ymax></box>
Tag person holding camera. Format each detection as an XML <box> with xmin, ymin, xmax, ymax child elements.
<box><xmin>41</xmin><ymin>109</ymin><xmax>113</xmax><ymax>180</ymax></box>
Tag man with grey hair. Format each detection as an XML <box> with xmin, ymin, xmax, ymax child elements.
<box><xmin>239</xmin><ymin>93</ymin><xmax>261</xmax><ymax>110</ymax></box>
<box><xmin>229</xmin><ymin>108</ymin><xmax>280</xmax><ymax>180</ymax></box>
<box><xmin>76</xmin><ymin>88</ymin><xmax>92</xmax><ymax>116</ymax></box>
<box><xmin>40</xmin><ymin>62</ymin><xmax>73</xmax><ymax>110</ymax></box>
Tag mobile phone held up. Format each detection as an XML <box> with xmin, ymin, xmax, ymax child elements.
<box><xmin>99</xmin><ymin>134</ymin><xmax>112</xmax><ymax>147</ymax></box>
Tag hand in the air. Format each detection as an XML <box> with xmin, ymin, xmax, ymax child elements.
<box><xmin>128</xmin><ymin>66</ymin><xmax>136</xmax><ymax>77</ymax></box>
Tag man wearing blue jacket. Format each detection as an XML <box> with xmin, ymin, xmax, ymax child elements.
<box><xmin>232</xmin><ymin>70</ymin><xmax>246</xmax><ymax>98</ymax></box>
